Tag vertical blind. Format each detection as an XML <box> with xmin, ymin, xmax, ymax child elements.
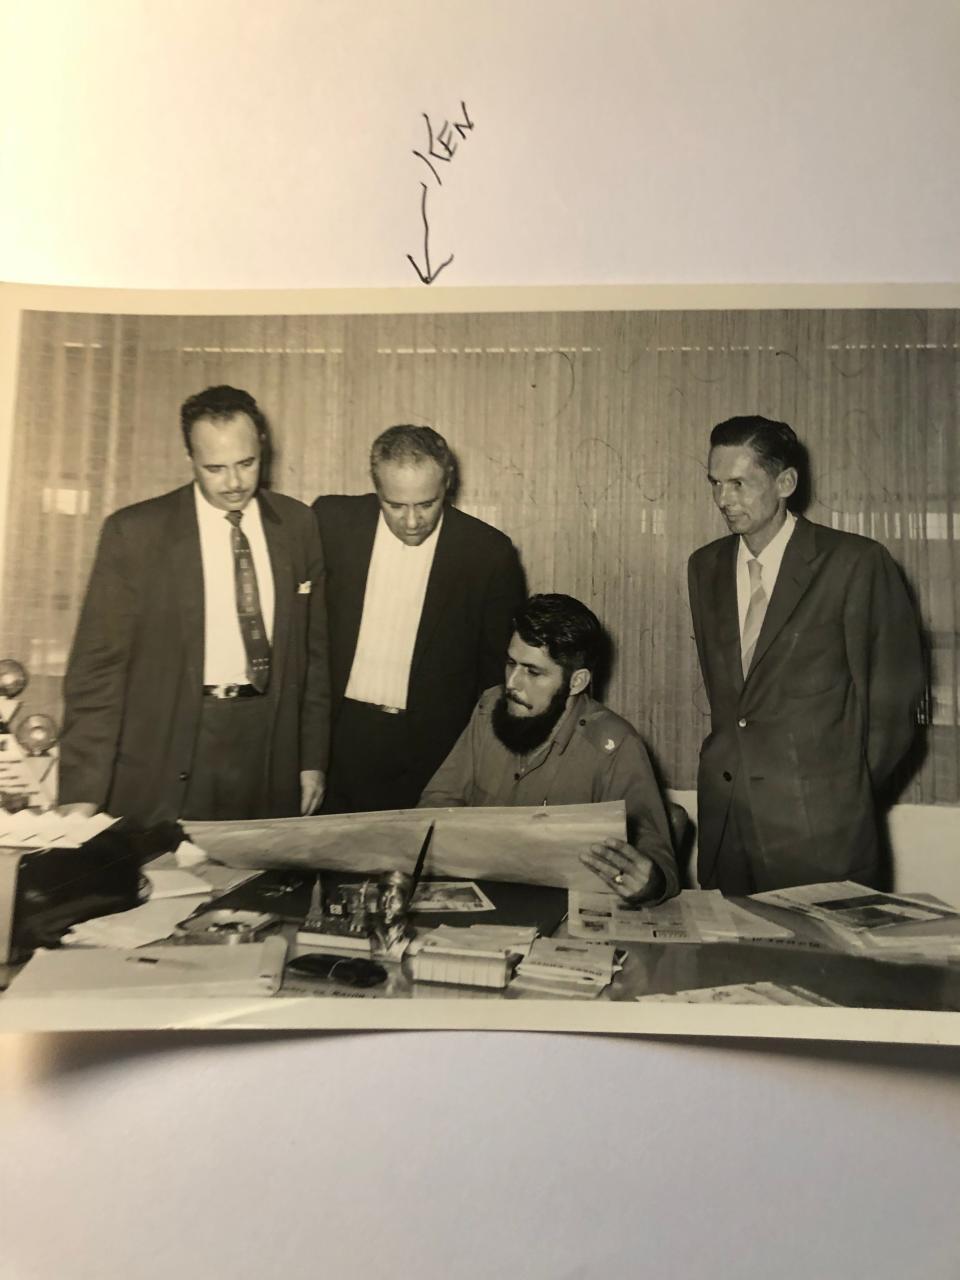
<box><xmin>2</xmin><ymin>307</ymin><xmax>957</xmax><ymax>802</ymax></box>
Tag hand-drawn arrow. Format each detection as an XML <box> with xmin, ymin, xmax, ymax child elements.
<box><xmin>407</xmin><ymin>182</ymin><xmax>454</xmax><ymax>285</ymax></box>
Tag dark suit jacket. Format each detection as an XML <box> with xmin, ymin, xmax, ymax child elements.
<box><xmin>59</xmin><ymin>485</ymin><xmax>331</xmax><ymax>824</ymax></box>
<box><xmin>688</xmin><ymin>516</ymin><xmax>924</xmax><ymax>890</ymax></box>
<box><xmin>312</xmin><ymin>494</ymin><xmax>525</xmax><ymax>798</ymax></box>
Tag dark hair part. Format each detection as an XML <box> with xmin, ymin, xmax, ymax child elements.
<box><xmin>180</xmin><ymin>385</ymin><xmax>269</xmax><ymax>454</ymax></box>
<box><xmin>709</xmin><ymin>415</ymin><xmax>802</xmax><ymax>478</ymax></box>
<box><xmin>370</xmin><ymin>425</ymin><xmax>456</xmax><ymax>488</ymax></box>
<box><xmin>514</xmin><ymin>594</ymin><xmax>604</xmax><ymax>677</ymax></box>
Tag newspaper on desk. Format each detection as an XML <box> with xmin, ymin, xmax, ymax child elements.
<box><xmin>751</xmin><ymin>881</ymin><xmax>960</xmax><ymax>963</ymax></box>
<box><xmin>568</xmin><ymin>888</ymin><xmax>794</xmax><ymax>944</ymax></box>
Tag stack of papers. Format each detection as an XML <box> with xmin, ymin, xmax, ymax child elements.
<box><xmin>568</xmin><ymin>888</ymin><xmax>793</xmax><ymax>944</ymax></box>
<box><xmin>635</xmin><ymin>981</ymin><xmax>837</xmax><ymax>1006</ymax></box>
<box><xmin>149</xmin><ymin>849</ymin><xmax>260</xmax><ymax>896</ymax></box>
<box><xmin>408</xmin><ymin>924</ymin><xmax>538</xmax><ymax>989</ymax></box>
<box><xmin>752</xmin><ymin>881</ymin><xmax>960</xmax><ymax>964</ymax></box>
<box><xmin>0</xmin><ymin>809</ymin><xmax>116</xmax><ymax>848</ymax></box>
<box><xmin>145</xmin><ymin>868</ymin><xmax>213</xmax><ymax>899</ymax></box>
<box><xmin>60</xmin><ymin>867</ymin><xmax>213</xmax><ymax>949</ymax></box>
<box><xmin>511</xmin><ymin>937</ymin><xmax>620</xmax><ymax>998</ymax></box>
<box><xmin>5</xmin><ymin>936</ymin><xmax>288</xmax><ymax>998</ymax></box>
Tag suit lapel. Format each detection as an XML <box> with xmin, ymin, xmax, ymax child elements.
<box><xmin>748</xmin><ymin>516</ymin><xmax>820</xmax><ymax>676</ymax></box>
<box><xmin>341</xmin><ymin>497</ymin><xmax>379</xmax><ymax>660</ymax></box>
<box><xmin>709</xmin><ymin>536</ymin><xmax>744</xmax><ymax>693</ymax></box>
<box><xmin>410</xmin><ymin>506</ymin><xmax>458</xmax><ymax>678</ymax></box>
<box><xmin>259</xmin><ymin>491</ymin><xmax>294</xmax><ymax>696</ymax></box>
<box><xmin>168</xmin><ymin>487</ymin><xmax>205</xmax><ymax>687</ymax></box>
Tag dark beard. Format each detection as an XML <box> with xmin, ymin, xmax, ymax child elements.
<box><xmin>491</xmin><ymin>683</ymin><xmax>570</xmax><ymax>756</ymax></box>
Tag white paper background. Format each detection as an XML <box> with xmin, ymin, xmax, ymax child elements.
<box><xmin>2</xmin><ymin>0</ymin><xmax>959</xmax><ymax>288</ymax></box>
<box><xmin>2</xmin><ymin>3</ymin><xmax>960</xmax><ymax>1277</ymax></box>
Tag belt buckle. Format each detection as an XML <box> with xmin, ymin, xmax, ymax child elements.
<box><xmin>223</xmin><ymin>684</ymin><xmax>240</xmax><ymax>699</ymax></box>
<box><xmin>379</xmin><ymin>704</ymin><xmax>402</xmax><ymax>715</ymax></box>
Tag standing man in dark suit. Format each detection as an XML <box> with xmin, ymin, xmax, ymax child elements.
<box><xmin>688</xmin><ymin>415</ymin><xmax>924</xmax><ymax>894</ymax></box>
<box><xmin>313</xmin><ymin>425</ymin><xmax>525</xmax><ymax>812</ymax></box>
<box><xmin>59</xmin><ymin>385</ymin><xmax>330</xmax><ymax>825</ymax></box>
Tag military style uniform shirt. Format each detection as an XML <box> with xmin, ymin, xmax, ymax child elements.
<box><xmin>419</xmin><ymin>687</ymin><xmax>679</xmax><ymax>904</ymax></box>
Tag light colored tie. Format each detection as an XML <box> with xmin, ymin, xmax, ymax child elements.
<box><xmin>741</xmin><ymin>557</ymin><xmax>767</xmax><ymax>678</ymax></box>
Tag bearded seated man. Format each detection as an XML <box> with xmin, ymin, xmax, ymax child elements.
<box><xmin>418</xmin><ymin>594</ymin><xmax>680</xmax><ymax>906</ymax></box>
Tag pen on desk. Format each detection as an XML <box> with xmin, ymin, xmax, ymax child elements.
<box><xmin>405</xmin><ymin>822</ymin><xmax>435</xmax><ymax>908</ymax></box>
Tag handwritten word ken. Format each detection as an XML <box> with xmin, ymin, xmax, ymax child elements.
<box><xmin>407</xmin><ymin>101</ymin><xmax>474</xmax><ymax>285</ymax></box>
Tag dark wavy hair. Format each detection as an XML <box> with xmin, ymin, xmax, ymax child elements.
<box><xmin>709</xmin><ymin>415</ymin><xmax>802</xmax><ymax>478</ymax></box>
<box><xmin>180</xmin><ymin>385</ymin><xmax>270</xmax><ymax>455</ymax></box>
<box><xmin>513</xmin><ymin>594</ymin><xmax>604</xmax><ymax>677</ymax></box>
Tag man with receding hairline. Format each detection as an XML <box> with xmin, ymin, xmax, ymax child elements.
<box><xmin>313</xmin><ymin>424</ymin><xmax>525</xmax><ymax>812</ymax></box>
<box><xmin>59</xmin><ymin>385</ymin><xmax>330</xmax><ymax>824</ymax></box>
<box><xmin>688</xmin><ymin>414</ymin><xmax>924</xmax><ymax>894</ymax></box>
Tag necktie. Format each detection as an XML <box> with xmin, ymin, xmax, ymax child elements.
<box><xmin>741</xmin><ymin>557</ymin><xmax>767</xmax><ymax>678</ymax></box>
<box><xmin>226</xmin><ymin>510</ymin><xmax>271</xmax><ymax>692</ymax></box>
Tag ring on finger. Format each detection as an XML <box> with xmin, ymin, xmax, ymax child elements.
<box><xmin>613</xmin><ymin>872</ymin><xmax>625</xmax><ymax>886</ymax></box>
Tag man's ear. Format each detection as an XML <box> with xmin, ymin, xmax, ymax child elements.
<box><xmin>776</xmin><ymin>466</ymin><xmax>798</xmax><ymax>500</ymax></box>
<box><xmin>569</xmin><ymin>667</ymin><xmax>591</xmax><ymax>697</ymax></box>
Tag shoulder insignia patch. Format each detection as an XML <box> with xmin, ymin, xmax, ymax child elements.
<box><xmin>581</xmin><ymin>712</ymin><xmax>627</xmax><ymax>755</ymax></box>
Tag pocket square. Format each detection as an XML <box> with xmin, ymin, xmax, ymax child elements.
<box><xmin>297</xmin><ymin>580</ymin><xmax>312</xmax><ymax>595</ymax></box>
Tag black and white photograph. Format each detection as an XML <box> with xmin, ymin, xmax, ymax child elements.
<box><xmin>0</xmin><ymin>296</ymin><xmax>957</xmax><ymax>1041</ymax></box>
<box><xmin>3</xmin><ymin>5</ymin><xmax>960</xmax><ymax>1277</ymax></box>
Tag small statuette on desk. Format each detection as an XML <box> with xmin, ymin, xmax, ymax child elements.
<box><xmin>371</xmin><ymin>870</ymin><xmax>415</xmax><ymax>959</ymax></box>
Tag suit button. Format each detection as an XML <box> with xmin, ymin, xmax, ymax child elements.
<box><xmin>514</xmin><ymin>772</ymin><xmax>521</xmax><ymax>781</ymax></box>
<box><xmin>737</xmin><ymin>718</ymin><xmax>747</xmax><ymax>729</ymax></box>
<box><xmin>178</xmin><ymin>771</ymin><xmax>189</xmax><ymax>782</ymax></box>
<box><xmin>723</xmin><ymin>771</ymin><xmax>732</xmax><ymax>782</ymax></box>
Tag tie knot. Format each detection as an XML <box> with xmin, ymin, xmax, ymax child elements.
<box><xmin>747</xmin><ymin>557</ymin><xmax>763</xmax><ymax>587</ymax></box>
<box><xmin>225</xmin><ymin>510</ymin><xmax>243</xmax><ymax>528</ymax></box>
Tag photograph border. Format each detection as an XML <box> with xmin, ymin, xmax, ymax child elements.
<box><xmin>1</xmin><ymin>280</ymin><xmax>958</xmax><ymax>1046</ymax></box>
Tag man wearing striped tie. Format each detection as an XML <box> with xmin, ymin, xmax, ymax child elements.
<box><xmin>688</xmin><ymin>416</ymin><xmax>924</xmax><ymax>895</ymax></box>
<box><xmin>59</xmin><ymin>386</ymin><xmax>331</xmax><ymax>824</ymax></box>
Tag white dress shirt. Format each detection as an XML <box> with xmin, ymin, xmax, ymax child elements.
<box><xmin>344</xmin><ymin>511</ymin><xmax>442</xmax><ymax>710</ymax></box>
<box><xmin>736</xmin><ymin>510</ymin><xmax>797</xmax><ymax>637</ymax></box>
<box><xmin>194</xmin><ymin>486</ymin><xmax>275</xmax><ymax>686</ymax></box>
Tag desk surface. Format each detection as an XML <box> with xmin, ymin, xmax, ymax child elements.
<box><xmin>4</xmin><ymin>871</ymin><xmax>959</xmax><ymax>1012</ymax></box>
<box><xmin>277</xmin><ymin>887</ymin><xmax>960</xmax><ymax>1011</ymax></box>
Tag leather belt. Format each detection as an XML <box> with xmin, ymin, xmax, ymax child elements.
<box><xmin>346</xmin><ymin>698</ymin><xmax>404</xmax><ymax>716</ymax></box>
<box><xmin>203</xmin><ymin>683</ymin><xmax>263</xmax><ymax>699</ymax></box>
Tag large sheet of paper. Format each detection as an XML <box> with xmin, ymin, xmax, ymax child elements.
<box><xmin>184</xmin><ymin>802</ymin><xmax>626</xmax><ymax>891</ymax></box>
